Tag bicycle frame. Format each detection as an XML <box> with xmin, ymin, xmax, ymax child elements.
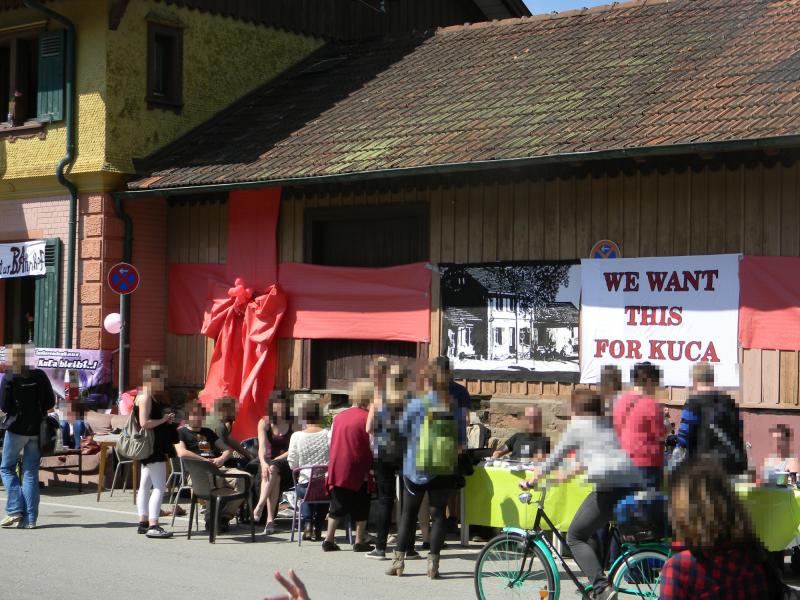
<box><xmin>503</xmin><ymin>486</ymin><xmax>669</xmax><ymax>600</ymax></box>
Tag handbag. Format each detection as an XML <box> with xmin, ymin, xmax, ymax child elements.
<box><xmin>117</xmin><ymin>406</ymin><xmax>154</xmax><ymax>461</ymax></box>
<box><xmin>39</xmin><ymin>414</ymin><xmax>60</xmax><ymax>456</ymax></box>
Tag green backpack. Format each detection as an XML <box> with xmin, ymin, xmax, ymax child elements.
<box><xmin>415</xmin><ymin>395</ymin><xmax>458</xmax><ymax>476</ymax></box>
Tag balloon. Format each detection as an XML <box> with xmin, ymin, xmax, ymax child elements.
<box><xmin>103</xmin><ymin>312</ymin><xmax>121</xmax><ymax>335</ymax></box>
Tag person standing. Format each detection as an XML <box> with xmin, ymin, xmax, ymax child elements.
<box><xmin>135</xmin><ymin>362</ymin><xmax>178</xmax><ymax>539</ymax></box>
<box><xmin>671</xmin><ymin>362</ymin><xmax>747</xmax><ymax>476</ymax></box>
<box><xmin>323</xmin><ymin>380</ymin><xmax>374</xmax><ymax>552</ymax></box>
<box><xmin>366</xmin><ymin>361</ymin><xmax>415</xmax><ymax>559</ymax></box>
<box><xmin>0</xmin><ymin>344</ymin><xmax>55</xmax><ymax>529</ymax></box>
<box><xmin>613</xmin><ymin>362</ymin><xmax>666</xmax><ymax>489</ymax></box>
<box><xmin>387</xmin><ymin>358</ymin><xmax>465</xmax><ymax>579</ymax></box>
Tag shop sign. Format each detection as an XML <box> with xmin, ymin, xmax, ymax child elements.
<box><xmin>0</xmin><ymin>240</ymin><xmax>46</xmax><ymax>279</ymax></box>
<box><xmin>580</xmin><ymin>254</ymin><xmax>740</xmax><ymax>387</ymax></box>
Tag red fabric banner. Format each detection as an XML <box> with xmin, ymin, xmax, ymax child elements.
<box><xmin>200</xmin><ymin>279</ymin><xmax>287</xmax><ymax>439</ymax></box>
<box><xmin>167</xmin><ymin>188</ymin><xmax>281</xmax><ymax>335</ymax></box>
<box><xmin>277</xmin><ymin>262</ymin><xmax>431</xmax><ymax>342</ymax></box>
<box><xmin>739</xmin><ymin>256</ymin><xmax>800</xmax><ymax>351</ymax></box>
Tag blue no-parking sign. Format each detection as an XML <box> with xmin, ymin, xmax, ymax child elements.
<box><xmin>107</xmin><ymin>262</ymin><xmax>140</xmax><ymax>295</ymax></box>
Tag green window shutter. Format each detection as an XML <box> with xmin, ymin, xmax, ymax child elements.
<box><xmin>37</xmin><ymin>30</ymin><xmax>65</xmax><ymax>123</ymax></box>
<box><xmin>34</xmin><ymin>238</ymin><xmax>61</xmax><ymax>348</ymax></box>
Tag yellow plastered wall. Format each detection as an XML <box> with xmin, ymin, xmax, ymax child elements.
<box><xmin>0</xmin><ymin>0</ymin><xmax>108</xmax><ymax>183</ymax></box>
<box><xmin>104</xmin><ymin>0</ymin><xmax>323</xmax><ymax>173</ymax></box>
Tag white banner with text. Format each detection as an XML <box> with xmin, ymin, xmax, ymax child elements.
<box><xmin>580</xmin><ymin>254</ymin><xmax>740</xmax><ymax>387</ymax></box>
<box><xmin>0</xmin><ymin>240</ymin><xmax>46</xmax><ymax>279</ymax></box>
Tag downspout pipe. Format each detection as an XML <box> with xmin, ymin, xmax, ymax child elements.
<box><xmin>23</xmin><ymin>0</ymin><xmax>77</xmax><ymax>348</ymax></box>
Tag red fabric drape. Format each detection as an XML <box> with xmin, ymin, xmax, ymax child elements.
<box><xmin>739</xmin><ymin>256</ymin><xmax>800</xmax><ymax>351</ymax></box>
<box><xmin>277</xmin><ymin>262</ymin><xmax>431</xmax><ymax>342</ymax></box>
<box><xmin>200</xmin><ymin>279</ymin><xmax>287</xmax><ymax>439</ymax></box>
<box><xmin>168</xmin><ymin>264</ymin><xmax>226</xmax><ymax>334</ymax></box>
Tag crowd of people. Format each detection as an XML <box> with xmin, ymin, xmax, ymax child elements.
<box><xmin>1</xmin><ymin>341</ymin><xmax>799</xmax><ymax>599</ymax></box>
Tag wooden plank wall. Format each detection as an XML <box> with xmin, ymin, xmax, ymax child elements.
<box><xmin>165</xmin><ymin>199</ymin><xmax>228</xmax><ymax>386</ymax></box>
<box><xmin>279</xmin><ymin>156</ymin><xmax>800</xmax><ymax>409</ymax></box>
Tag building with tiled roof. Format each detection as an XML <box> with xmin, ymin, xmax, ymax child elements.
<box><xmin>117</xmin><ymin>0</ymin><xmax>800</xmax><ymax>468</ymax></box>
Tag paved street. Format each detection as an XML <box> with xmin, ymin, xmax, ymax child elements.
<box><xmin>0</xmin><ymin>487</ymin><xmax>591</xmax><ymax>600</ymax></box>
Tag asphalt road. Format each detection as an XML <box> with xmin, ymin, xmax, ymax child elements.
<box><xmin>0</xmin><ymin>486</ymin><xmax>594</xmax><ymax>600</ymax></box>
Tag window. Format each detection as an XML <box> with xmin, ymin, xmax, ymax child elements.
<box><xmin>0</xmin><ymin>27</ymin><xmax>64</xmax><ymax>132</ymax></box>
<box><xmin>146</xmin><ymin>22</ymin><xmax>182</xmax><ymax>110</ymax></box>
<box><xmin>494</xmin><ymin>327</ymin><xmax>503</xmax><ymax>345</ymax></box>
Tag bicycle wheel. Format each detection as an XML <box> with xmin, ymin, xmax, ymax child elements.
<box><xmin>474</xmin><ymin>532</ymin><xmax>558</xmax><ymax>599</ymax></box>
<box><xmin>609</xmin><ymin>548</ymin><xmax>668</xmax><ymax>599</ymax></box>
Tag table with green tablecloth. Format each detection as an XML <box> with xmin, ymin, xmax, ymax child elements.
<box><xmin>460</xmin><ymin>465</ymin><xmax>592</xmax><ymax>545</ymax></box>
<box><xmin>736</xmin><ymin>484</ymin><xmax>800</xmax><ymax>551</ymax></box>
<box><xmin>460</xmin><ymin>466</ymin><xmax>800</xmax><ymax>551</ymax></box>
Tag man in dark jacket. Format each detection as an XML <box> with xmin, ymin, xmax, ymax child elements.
<box><xmin>0</xmin><ymin>344</ymin><xmax>55</xmax><ymax>529</ymax></box>
<box><xmin>673</xmin><ymin>362</ymin><xmax>746</xmax><ymax>475</ymax></box>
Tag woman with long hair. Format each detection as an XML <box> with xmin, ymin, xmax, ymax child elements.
<box><xmin>366</xmin><ymin>360</ymin><xmax>415</xmax><ymax>560</ymax></box>
<box><xmin>660</xmin><ymin>460</ymin><xmax>771</xmax><ymax>599</ymax></box>
<box><xmin>254</xmin><ymin>390</ymin><xmax>294</xmax><ymax>533</ymax></box>
<box><xmin>387</xmin><ymin>357</ymin><xmax>465</xmax><ymax>579</ymax></box>
<box><xmin>135</xmin><ymin>361</ymin><xmax>179</xmax><ymax>539</ymax></box>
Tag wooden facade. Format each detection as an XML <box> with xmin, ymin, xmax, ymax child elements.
<box><xmin>165</xmin><ymin>152</ymin><xmax>800</xmax><ymax>410</ymax></box>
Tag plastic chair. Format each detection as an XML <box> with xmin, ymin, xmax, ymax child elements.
<box><xmin>109</xmin><ymin>446</ymin><xmax>134</xmax><ymax>497</ymax></box>
<box><xmin>183</xmin><ymin>458</ymin><xmax>254</xmax><ymax>544</ymax></box>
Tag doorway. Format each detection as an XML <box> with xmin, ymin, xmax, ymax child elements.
<box><xmin>2</xmin><ymin>276</ymin><xmax>35</xmax><ymax>345</ymax></box>
<box><xmin>304</xmin><ymin>202</ymin><xmax>429</xmax><ymax>389</ymax></box>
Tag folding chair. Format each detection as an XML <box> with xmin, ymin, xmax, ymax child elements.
<box><xmin>290</xmin><ymin>465</ymin><xmax>353</xmax><ymax>546</ymax></box>
<box><xmin>183</xmin><ymin>459</ymin><xmax>254</xmax><ymax>544</ymax></box>
<box><xmin>168</xmin><ymin>458</ymin><xmax>197</xmax><ymax>528</ymax></box>
<box><xmin>109</xmin><ymin>446</ymin><xmax>134</xmax><ymax>497</ymax></box>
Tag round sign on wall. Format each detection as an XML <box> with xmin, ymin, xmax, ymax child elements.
<box><xmin>107</xmin><ymin>262</ymin><xmax>140</xmax><ymax>295</ymax></box>
<box><xmin>590</xmin><ymin>240</ymin><xmax>622</xmax><ymax>259</ymax></box>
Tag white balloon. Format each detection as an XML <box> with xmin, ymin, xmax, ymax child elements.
<box><xmin>103</xmin><ymin>312</ymin><xmax>121</xmax><ymax>335</ymax></box>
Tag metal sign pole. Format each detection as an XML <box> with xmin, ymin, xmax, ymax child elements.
<box><xmin>118</xmin><ymin>292</ymin><xmax>127</xmax><ymax>399</ymax></box>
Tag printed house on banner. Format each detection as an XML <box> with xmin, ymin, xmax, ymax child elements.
<box><xmin>443</xmin><ymin>267</ymin><xmax>579</xmax><ymax>363</ymax></box>
<box><xmin>109</xmin><ymin>0</ymin><xmax>800</xmax><ymax>465</ymax></box>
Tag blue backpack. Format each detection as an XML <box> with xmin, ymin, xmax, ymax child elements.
<box><xmin>614</xmin><ymin>491</ymin><xmax>668</xmax><ymax>543</ymax></box>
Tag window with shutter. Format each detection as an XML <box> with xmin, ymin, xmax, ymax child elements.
<box><xmin>0</xmin><ymin>25</ymin><xmax>43</xmax><ymax>130</ymax></box>
<box><xmin>36</xmin><ymin>29</ymin><xmax>65</xmax><ymax>123</ymax></box>
<box><xmin>33</xmin><ymin>238</ymin><xmax>61</xmax><ymax>348</ymax></box>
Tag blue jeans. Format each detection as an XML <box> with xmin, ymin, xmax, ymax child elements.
<box><xmin>0</xmin><ymin>431</ymin><xmax>41</xmax><ymax>525</ymax></box>
<box><xmin>296</xmin><ymin>483</ymin><xmax>326</xmax><ymax>534</ymax></box>
<box><xmin>59</xmin><ymin>420</ymin><xmax>86</xmax><ymax>449</ymax></box>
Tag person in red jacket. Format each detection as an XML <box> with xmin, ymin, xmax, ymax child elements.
<box><xmin>613</xmin><ymin>362</ymin><xmax>666</xmax><ymax>489</ymax></box>
<box><xmin>322</xmin><ymin>380</ymin><xmax>374</xmax><ymax>552</ymax></box>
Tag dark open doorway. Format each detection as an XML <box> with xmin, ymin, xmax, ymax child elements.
<box><xmin>3</xmin><ymin>276</ymin><xmax>35</xmax><ymax>345</ymax></box>
<box><xmin>304</xmin><ymin>202</ymin><xmax>429</xmax><ymax>389</ymax></box>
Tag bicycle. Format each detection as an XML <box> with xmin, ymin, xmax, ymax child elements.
<box><xmin>474</xmin><ymin>483</ymin><xmax>669</xmax><ymax>599</ymax></box>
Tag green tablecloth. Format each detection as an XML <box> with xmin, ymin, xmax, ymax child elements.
<box><xmin>464</xmin><ymin>469</ymin><xmax>800</xmax><ymax>551</ymax></box>
<box><xmin>736</xmin><ymin>485</ymin><xmax>800</xmax><ymax>551</ymax></box>
<box><xmin>464</xmin><ymin>466</ymin><xmax>592</xmax><ymax>531</ymax></box>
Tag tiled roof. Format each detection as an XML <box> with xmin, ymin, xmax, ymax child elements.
<box><xmin>130</xmin><ymin>0</ymin><xmax>800</xmax><ymax>191</ymax></box>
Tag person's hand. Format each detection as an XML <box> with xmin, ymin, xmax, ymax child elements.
<box><xmin>264</xmin><ymin>569</ymin><xmax>310</xmax><ymax>600</ymax></box>
<box><xmin>164</xmin><ymin>412</ymin><xmax>176</xmax><ymax>424</ymax></box>
<box><xmin>261</xmin><ymin>461</ymin><xmax>271</xmax><ymax>481</ymax></box>
<box><xmin>519</xmin><ymin>477</ymin><xmax>538</xmax><ymax>491</ymax></box>
<box><xmin>211</xmin><ymin>456</ymin><xmax>226</xmax><ymax>468</ymax></box>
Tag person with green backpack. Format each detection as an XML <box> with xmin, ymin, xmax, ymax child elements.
<box><xmin>386</xmin><ymin>357</ymin><xmax>465</xmax><ymax>580</ymax></box>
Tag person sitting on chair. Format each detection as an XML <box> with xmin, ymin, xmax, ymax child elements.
<box><xmin>492</xmin><ymin>406</ymin><xmax>550</xmax><ymax>462</ymax></box>
<box><xmin>175</xmin><ymin>401</ymin><xmax>249</xmax><ymax>532</ymax></box>
<box><xmin>204</xmin><ymin>395</ymin><xmax>255</xmax><ymax>468</ymax></box>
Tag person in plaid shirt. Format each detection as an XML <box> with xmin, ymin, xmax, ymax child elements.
<box><xmin>660</xmin><ymin>460</ymin><xmax>771</xmax><ymax>599</ymax></box>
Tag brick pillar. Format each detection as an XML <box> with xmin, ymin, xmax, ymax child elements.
<box><xmin>79</xmin><ymin>193</ymin><xmax>123</xmax><ymax>350</ymax></box>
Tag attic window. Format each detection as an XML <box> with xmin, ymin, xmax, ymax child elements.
<box><xmin>146</xmin><ymin>22</ymin><xmax>182</xmax><ymax>111</ymax></box>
